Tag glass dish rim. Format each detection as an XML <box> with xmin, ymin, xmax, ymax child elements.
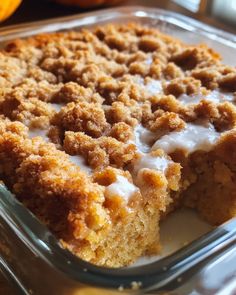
<box><xmin>0</xmin><ymin>5</ymin><xmax>236</xmax><ymax>45</ymax></box>
<box><xmin>0</xmin><ymin>6</ymin><xmax>236</xmax><ymax>292</ymax></box>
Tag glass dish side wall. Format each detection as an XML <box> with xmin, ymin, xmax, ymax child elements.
<box><xmin>1</xmin><ymin>184</ymin><xmax>236</xmax><ymax>294</ymax></box>
<box><xmin>0</xmin><ymin>7</ymin><xmax>236</xmax><ymax>295</ymax></box>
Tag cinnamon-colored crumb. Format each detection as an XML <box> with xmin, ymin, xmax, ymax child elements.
<box><xmin>63</xmin><ymin>131</ymin><xmax>136</xmax><ymax>170</ymax></box>
<box><xmin>54</xmin><ymin>101</ymin><xmax>109</xmax><ymax>137</ymax></box>
<box><xmin>164</xmin><ymin>77</ymin><xmax>202</xmax><ymax>97</ymax></box>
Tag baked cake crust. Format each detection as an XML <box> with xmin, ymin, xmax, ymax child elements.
<box><xmin>0</xmin><ymin>23</ymin><xmax>235</xmax><ymax>267</ymax></box>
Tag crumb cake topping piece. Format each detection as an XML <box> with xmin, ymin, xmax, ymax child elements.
<box><xmin>63</xmin><ymin>131</ymin><xmax>136</xmax><ymax>170</ymax></box>
<box><xmin>0</xmin><ymin>22</ymin><xmax>236</xmax><ymax>267</ymax></box>
<box><xmin>152</xmin><ymin>122</ymin><xmax>221</xmax><ymax>154</ymax></box>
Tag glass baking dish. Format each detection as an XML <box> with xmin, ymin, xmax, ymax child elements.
<box><xmin>0</xmin><ymin>6</ymin><xmax>236</xmax><ymax>295</ymax></box>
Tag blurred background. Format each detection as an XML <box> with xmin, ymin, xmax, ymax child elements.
<box><xmin>0</xmin><ymin>0</ymin><xmax>236</xmax><ymax>33</ymax></box>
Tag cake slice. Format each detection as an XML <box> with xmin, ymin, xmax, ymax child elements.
<box><xmin>0</xmin><ymin>118</ymin><xmax>180</xmax><ymax>266</ymax></box>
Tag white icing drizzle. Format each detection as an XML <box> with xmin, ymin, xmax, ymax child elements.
<box><xmin>145</xmin><ymin>80</ymin><xmax>162</xmax><ymax>96</ymax></box>
<box><xmin>129</xmin><ymin>75</ymin><xmax>162</xmax><ymax>96</ymax></box>
<box><xmin>179</xmin><ymin>90</ymin><xmax>235</xmax><ymax>105</ymax></box>
<box><xmin>206</xmin><ymin>90</ymin><xmax>235</xmax><ymax>104</ymax></box>
<box><xmin>51</xmin><ymin>103</ymin><xmax>65</xmax><ymax>112</ymax></box>
<box><xmin>131</xmin><ymin>125</ymin><xmax>171</xmax><ymax>177</ymax></box>
<box><xmin>133</xmin><ymin>153</ymin><xmax>170</xmax><ymax>175</ymax></box>
<box><xmin>132</xmin><ymin>75</ymin><xmax>144</xmax><ymax>85</ymax></box>
<box><xmin>152</xmin><ymin>123</ymin><xmax>220</xmax><ymax>154</ymax></box>
<box><xmin>68</xmin><ymin>155</ymin><xmax>92</xmax><ymax>174</ymax></box>
<box><xmin>145</xmin><ymin>56</ymin><xmax>153</xmax><ymax>65</ymax></box>
<box><xmin>105</xmin><ymin>175</ymin><xmax>138</xmax><ymax>202</ymax></box>
<box><xmin>28</xmin><ymin>129</ymin><xmax>49</xmax><ymax>141</ymax></box>
<box><xmin>178</xmin><ymin>93</ymin><xmax>203</xmax><ymax>105</ymax></box>
<box><xmin>133</xmin><ymin>124</ymin><xmax>157</xmax><ymax>153</ymax></box>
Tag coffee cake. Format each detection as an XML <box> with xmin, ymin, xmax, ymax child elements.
<box><xmin>0</xmin><ymin>23</ymin><xmax>235</xmax><ymax>267</ymax></box>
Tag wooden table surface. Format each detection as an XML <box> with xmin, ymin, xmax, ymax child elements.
<box><xmin>0</xmin><ymin>0</ymin><xmax>235</xmax><ymax>294</ymax></box>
